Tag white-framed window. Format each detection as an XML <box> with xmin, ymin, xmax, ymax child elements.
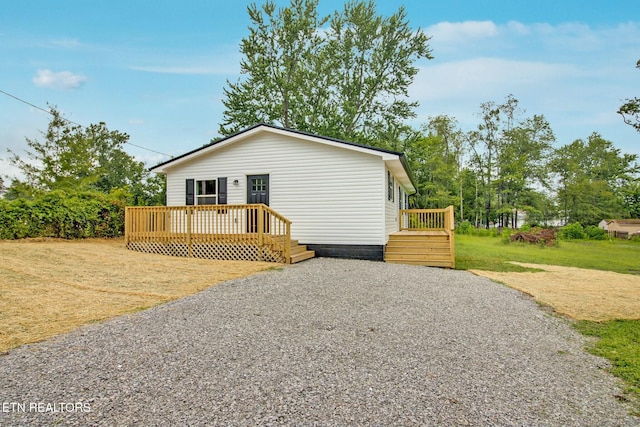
<box><xmin>387</xmin><ymin>170</ymin><xmax>394</xmax><ymax>202</ymax></box>
<box><xmin>186</xmin><ymin>177</ymin><xmax>227</xmax><ymax>206</ymax></box>
<box><xmin>196</xmin><ymin>179</ymin><xmax>217</xmax><ymax>205</ymax></box>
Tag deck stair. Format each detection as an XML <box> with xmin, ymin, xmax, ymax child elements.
<box><xmin>385</xmin><ymin>206</ymin><xmax>455</xmax><ymax>268</ymax></box>
<box><xmin>289</xmin><ymin>240</ymin><xmax>315</xmax><ymax>264</ymax></box>
<box><xmin>385</xmin><ymin>231</ymin><xmax>454</xmax><ymax>268</ymax></box>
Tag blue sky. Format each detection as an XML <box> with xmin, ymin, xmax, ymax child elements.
<box><xmin>1</xmin><ymin>0</ymin><xmax>639</xmax><ymax>181</ymax></box>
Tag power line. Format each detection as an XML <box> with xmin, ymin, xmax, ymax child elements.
<box><xmin>0</xmin><ymin>89</ymin><xmax>171</xmax><ymax>158</ymax></box>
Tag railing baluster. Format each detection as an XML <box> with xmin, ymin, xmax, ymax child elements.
<box><xmin>399</xmin><ymin>207</ymin><xmax>454</xmax><ymax>232</ymax></box>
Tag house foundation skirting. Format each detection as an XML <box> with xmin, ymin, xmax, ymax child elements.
<box><xmin>302</xmin><ymin>244</ymin><xmax>384</xmax><ymax>261</ymax></box>
<box><xmin>126</xmin><ymin>241</ymin><xmax>286</xmax><ymax>263</ymax></box>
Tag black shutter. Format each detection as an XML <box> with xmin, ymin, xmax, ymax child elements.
<box><xmin>217</xmin><ymin>177</ymin><xmax>227</xmax><ymax>205</ymax></box>
<box><xmin>186</xmin><ymin>179</ymin><xmax>195</xmax><ymax>205</ymax></box>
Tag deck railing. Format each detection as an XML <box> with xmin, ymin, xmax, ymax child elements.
<box><xmin>399</xmin><ymin>206</ymin><xmax>455</xmax><ymax>232</ymax></box>
<box><xmin>398</xmin><ymin>206</ymin><xmax>455</xmax><ymax>268</ymax></box>
<box><xmin>125</xmin><ymin>204</ymin><xmax>291</xmax><ymax>263</ymax></box>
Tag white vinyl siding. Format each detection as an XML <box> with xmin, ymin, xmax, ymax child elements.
<box><xmin>165</xmin><ymin>133</ymin><xmax>386</xmax><ymax>245</ymax></box>
<box><xmin>385</xmin><ymin>167</ymin><xmax>400</xmax><ymax>239</ymax></box>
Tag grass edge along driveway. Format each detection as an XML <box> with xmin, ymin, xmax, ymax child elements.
<box><xmin>456</xmin><ymin>234</ymin><xmax>640</xmax><ymax>414</ymax></box>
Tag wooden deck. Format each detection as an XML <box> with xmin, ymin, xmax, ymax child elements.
<box><xmin>385</xmin><ymin>207</ymin><xmax>455</xmax><ymax>268</ymax></box>
<box><xmin>125</xmin><ymin>204</ymin><xmax>453</xmax><ymax>267</ymax></box>
<box><xmin>125</xmin><ymin>204</ymin><xmax>314</xmax><ymax>264</ymax></box>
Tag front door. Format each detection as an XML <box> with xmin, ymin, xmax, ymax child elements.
<box><xmin>247</xmin><ymin>175</ymin><xmax>269</xmax><ymax>205</ymax></box>
<box><xmin>247</xmin><ymin>175</ymin><xmax>269</xmax><ymax>233</ymax></box>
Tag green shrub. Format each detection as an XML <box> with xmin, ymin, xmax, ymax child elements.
<box><xmin>456</xmin><ymin>221</ymin><xmax>474</xmax><ymax>235</ymax></box>
<box><xmin>0</xmin><ymin>198</ymin><xmax>36</xmax><ymax>239</ymax></box>
<box><xmin>0</xmin><ymin>190</ymin><xmax>126</xmax><ymax>239</ymax></box>
<box><xmin>501</xmin><ymin>228</ymin><xmax>514</xmax><ymax>244</ymax></box>
<box><xmin>473</xmin><ymin>227</ymin><xmax>493</xmax><ymax>237</ymax></box>
<box><xmin>558</xmin><ymin>222</ymin><xmax>586</xmax><ymax>240</ymax></box>
<box><xmin>519</xmin><ymin>224</ymin><xmax>531</xmax><ymax>232</ymax></box>
<box><xmin>585</xmin><ymin>225</ymin><xmax>607</xmax><ymax>240</ymax></box>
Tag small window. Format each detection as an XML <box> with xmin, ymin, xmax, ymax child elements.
<box><xmin>196</xmin><ymin>180</ymin><xmax>217</xmax><ymax>205</ymax></box>
<box><xmin>189</xmin><ymin>178</ymin><xmax>227</xmax><ymax>205</ymax></box>
<box><xmin>398</xmin><ymin>186</ymin><xmax>403</xmax><ymax>210</ymax></box>
<box><xmin>387</xmin><ymin>171</ymin><xmax>394</xmax><ymax>202</ymax></box>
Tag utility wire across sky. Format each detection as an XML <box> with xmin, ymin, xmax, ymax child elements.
<box><xmin>0</xmin><ymin>89</ymin><xmax>171</xmax><ymax>158</ymax></box>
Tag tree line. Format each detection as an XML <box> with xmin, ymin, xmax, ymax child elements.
<box><xmin>409</xmin><ymin>97</ymin><xmax>639</xmax><ymax>228</ymax></box>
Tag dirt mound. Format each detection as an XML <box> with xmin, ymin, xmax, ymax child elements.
<box><xmin>510</xmin><ymin>228</ymin><xmax>557</xmax><ymax>246</ymax></box>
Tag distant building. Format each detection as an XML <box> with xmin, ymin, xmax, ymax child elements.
<box><xmin>598</xmin><ymin>219</ymin><xmax>640</xmax><ymax>238</ymax></box>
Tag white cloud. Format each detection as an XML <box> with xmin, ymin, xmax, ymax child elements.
<box><xmin>48</xmin><ymin>38</ymin><xmax>84</xmax><ymax>49</ymax></box>
<box><xmin>408</xmin><ymin>19</ymin><xmax>640</xmax><ymax>155</ymax></box>
<box><xmin>425</xmin><ymin>20</ymin><xmax>640</xmax><ymax>59</ymax></box>
<box><xmin>123</xmin><ymin>40</ymin><xmax>242</xmax><ymax>77</ymax></box>
<box><xmin>426</xmin><ymin>21</ymin><xmax>499</xmax><ymax>45</ymax></box>
<box><xmin>413</xmin><ymin>58</ymin><xmax>578</xmax><ymax>101</ymax></box>
<box><xmin>32</xmin><ymin>69</ymin><xmax>87</xmax><ymax>90</ymax></box>
<box><xmin>505</xmin><ymin>21</ymin><xmax>531</xmax><ymax>36</ymax></box>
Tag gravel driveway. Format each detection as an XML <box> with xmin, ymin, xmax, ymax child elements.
<box><xmin>1</xmin><ymin>258</ymin><xmax>637</xmax><ymax>426</ymax></box>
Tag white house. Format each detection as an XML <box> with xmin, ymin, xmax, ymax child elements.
<box><xmin>150</xmin><ymin>124</ymin><xmax>417</xmax><ymax>260</ymax></box>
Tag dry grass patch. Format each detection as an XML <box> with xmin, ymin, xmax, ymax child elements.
<box><xmin>0</xmin><ymin>238</ymin><xmax>278</xmax><ymax>352</ymax></box>
<box><xmin>471</xmin><ymin>263</ymin><xmax>640</xmax><ymax>321</ymax></box>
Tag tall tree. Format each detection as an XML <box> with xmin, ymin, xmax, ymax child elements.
<box><xmin>319</xmin><ymin>1</ymin><xmax>432</xmax><ymax>144</ymax></box>
<box><xmin>467</xmin><ymin>100</ymin><xmax>502</xmax><ymax>228</ymax></box>
<box><xmin>550</xmin><ymin>133</ymin><xmax>639</xmax><ymax>225</ymax></box>
<box><xmin>408</xmin><ymin>116</ymin><xmax>464</xmax><ymax>213</ymax></box>
<box><xmin>622</xmin><ymin>182</ymin><xmax>640</xmax><ymax>218</ymax></box>
<box><xmin>220</xmin><ymin>0</ymin><xmax>327</xmax><ymax>133</ymax></box>
<box><xmin>466</xmin><ymin>95</ymin><xmax>554</xmax><ymax>227</ymax></box>
<box><xmin>498</xmin><ymin>114</ymin><xmax>555</xmax><ymax>227</ymax></box>
<box><xmin>7</xmin><ymin>108</ymin><xmax>163</xmax><ymax>205</ymax></box>
<box><xmin>219</xmin><ymin>0</ymin><xmax>432</xmax><ymax>146</ymax></box>
<box><xmin>618</xmin><ymin>59</ymin><xmax>640</xmax><ymax>133</ymax></box>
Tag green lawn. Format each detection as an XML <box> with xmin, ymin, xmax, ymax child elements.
<box><xmin>574</xmin><ymin>320</ymin><xmax>640</xmax><ymax>414</ymax></box>
<box><xmin>455</xmin><ymin>234</ymin><xmax>640</xmax><ymax>274</ymax></box>
<box><xmin>455</xmin><ymin>234</ymin><xmax>640</xmax><ymax>413</ymax></box>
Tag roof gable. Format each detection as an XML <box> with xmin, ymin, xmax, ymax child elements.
<box><xmin>152</xmin><ymin>123</ymin><xmax>405</xmax><ymax>169</ymax></box>
<box><xmin>150</xmin><ymin>123</ymin><xmax>416</xmax><ymax>192</ymax></box>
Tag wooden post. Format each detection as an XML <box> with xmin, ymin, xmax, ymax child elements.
<box><xmin>285</xmin><ymin>219</ymin><xmax>291</xmax><ymax>264</ymax></box>
<box><xmin>124</xmin><ymin>207</ymin><xmax>130</xmax><ymax>246</ymax></box>
<box><xmin>165</xmin><ymin>209</ymin><xmax>170</xmax><ymax>237</ymax></box>
<box><xmin>257</xmin><ymin>204</ymin><xmax>264</xmax><ymax>261</ymax></box>
<box><xmin>446</xmin><ymin>205</ymin><xmax>455</xmax><ymax>268</ymax></box>
<box><xmin>186</xmin><ymin>206</ymin><xmax>193</xmax><ymax>258</ymax></box>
